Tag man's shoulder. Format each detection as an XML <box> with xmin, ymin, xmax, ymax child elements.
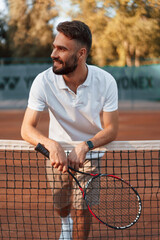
<box><xmin>36</xmin><ymin>67</ymin><xmax>53</xmax><ymax>79</ymax></box>
<box><xmin>88</xmin><ymin>64</ymin><xmax>102</xmax><ymax>72</ymax></box>
<box><xmin>35</xmin><ymin>67</ymin><xmax>61</xmax><ymax>84</ymax></box>
<box><xmin>88</xmin><ymin>64</ymin><xmax>115</xmax><ymax>81</ymax></box>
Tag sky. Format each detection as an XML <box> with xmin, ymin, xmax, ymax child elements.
<box><xmin>54</xmin><ymin>0</ymin><xmax>72</xmax><ymax>31</ymax></box>
<box><xmin>0</xmin><ymin>0</ymin><xmax>7</xmax><ymax>14</ymax></box>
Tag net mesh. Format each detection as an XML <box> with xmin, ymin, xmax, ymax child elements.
<box><xmin>0</xmin><ymin>140</ymin><xmax>160</xmax><ymax>239</ymax></box>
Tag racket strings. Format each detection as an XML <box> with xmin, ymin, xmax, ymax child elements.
<box><xmin>85</xmin><ymin>175</ymin><xmax>140</xmax><ymax>228</ymax></box>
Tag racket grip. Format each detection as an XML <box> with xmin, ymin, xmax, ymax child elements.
<box><xmin>35</xmin><ymin>143</ymin><xmax>49</xmax><ymax>158</ymax></box>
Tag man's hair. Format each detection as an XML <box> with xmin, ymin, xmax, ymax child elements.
<box><xmin>56</xmin><ymin>20</ymin><xmax>92</xmax><ymax>56</ymax></box>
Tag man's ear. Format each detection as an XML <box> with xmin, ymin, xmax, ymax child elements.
<box><xmin>78</xmin><ymin>48</ymin><xmax>87</xmax><ymax>59</ymax></box>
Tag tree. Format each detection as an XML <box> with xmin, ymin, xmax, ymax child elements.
<box><xmin>7</xmin><ymin>0</ymin><xmax>58</xmax><ymax>58</ymax></box>
<box><xmin>0</xmin><ymin>15</ymin><xmax>9</xmax><ymax>57</ymax></box>
<box><xmin>103</xmin><ymin>0</ymin><xmax>160</xmax><ymax>66</ymax></box>
<box><xmin>70</xmin><ymin>0</ymin><xmax>160</xmax><ymax>66</ymax></box>
<box><xmin>70</xmin><ymin>0</ymin><xmax>111</xmax><ymax>66</ymax></box>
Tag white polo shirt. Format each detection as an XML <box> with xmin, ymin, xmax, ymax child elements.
<box><xmin>28</xmin><ymin>65</ymin><xmax>118</xmax><ymax>142</ymax></box>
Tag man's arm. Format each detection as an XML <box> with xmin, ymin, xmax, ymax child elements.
<box><xmin>68</xmin><ymin>110</ymin><xmax>119</xmax><ymax>169</ymax></box>
<box><xmin>21</xmin><ymin>107</ymin><xmax>68</xmax><ymax>172</ymax></box>
<box><xmin>90</xmin><ymin>110</ymin><xmax>119</xmax><ymax>148</ymax></box>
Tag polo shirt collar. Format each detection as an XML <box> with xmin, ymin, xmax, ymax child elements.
<box><xmin>82</xmin><ymin>65</ymin><xmax>91</xmax><ymax>87</ymax></box>
<box><xmin>58</xmin><ymin>76</ymin><xmax>68</xmax><ymax>90</ymax></box>
<box><xmin>57</xmin><ymin>64</ymin><xmax>91</xmax><ymax>90</ymax></box>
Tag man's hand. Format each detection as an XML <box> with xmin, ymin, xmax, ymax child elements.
<box><xmin>67</xmin><ymin>142</ymin><xmax>89</xmax><ymax>170</ymax></box>
<box><xmin>46</xmin><ymin>140</ymin><xmax>68</xmax><ymax>173</ymax></box>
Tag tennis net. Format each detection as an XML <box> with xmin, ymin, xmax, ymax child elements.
<box><xmin>0</xmin><ymin>139</ymin><xmax>160</xmax><ymax>240</ymax></box>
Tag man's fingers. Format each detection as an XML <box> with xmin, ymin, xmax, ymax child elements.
<box><xmin>68</xmin><ymin>157</ymin><xmax>76</xmax><ymax>169</ymax></box>
<box><xmin>58</xmin><ymin>165</ymin><xmax>63</xmax><ymax>172</ymax></box>
<box><xmin>62</xmin><ymin>165</ymin><xmax>68</xmax><ymax>173</ymax></box>
<box><xmin>47</xmin><ymin>143</ymin><xmax>68</xmax><ymax>172</ymax></box>
<box><xmin>50</xmin><ymin>159</ymin><xmax>56</xmax><ymax>166</ymax></box>
<box><xmin>79</xmin><ymin>161</ymin><xmax>84</xmax><ymax>168</ymax></box>
<box><xmin>51</xmin><ymin>159</ymin><xmax>59</xmax><ymax>168</ymax></box>
<box><xmin>50</xmin><ymin>157</ymin><xmax>68</xmax><ymax>173</ymax></box>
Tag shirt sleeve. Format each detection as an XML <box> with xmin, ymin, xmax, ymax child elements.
<box><xmin>28</xmin><ymin>74</ymin><xmax>46</xmax><ymax>111</ymax></box>
<box><xmin>103</xmin><ymin>77</ymin><xmax>118</xmax><ymax>112</ymax></box>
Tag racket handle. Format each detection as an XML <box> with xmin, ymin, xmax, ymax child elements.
<box><xmin>35</xmin><ymin>143</ymin><xmax>49</xmax><ymax>158</ymax></box>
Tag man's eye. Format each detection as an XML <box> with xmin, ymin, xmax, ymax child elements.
<box><xmin>59</xmin><ymin>47</ymin><xmax>65</xmax><ymax>51</ymax></box>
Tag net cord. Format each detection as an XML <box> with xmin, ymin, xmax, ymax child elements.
<box><xmin>0</xmin><ymin>139</ymin><xmax>160</xmax><ymax>151</ymax></box>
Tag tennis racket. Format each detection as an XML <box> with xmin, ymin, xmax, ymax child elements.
<box><xmin>35</xmin><ymin>143</ymin><xmax>142</xmax><ymax>230</ymax></box>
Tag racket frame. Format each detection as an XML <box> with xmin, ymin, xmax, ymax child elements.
<box><xmin>84</xmin><ymin>174</ymin><xmax>142</xmax><ymax>229</ymax></box>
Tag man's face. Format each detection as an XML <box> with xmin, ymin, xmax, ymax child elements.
<box><xmin>51</xmin><ymin>32</ymin><xmax>80</xmax><ymax>75</ymax></box>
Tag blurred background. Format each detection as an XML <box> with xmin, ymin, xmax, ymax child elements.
<box><xmin>0</xmin><ymin>3</ymin><xmax>159</xmax><ymax>239</ymax></box>
<box><xmin>0</xmin><ymin>0</ymin><xmax>160</xmax><ymax>110</ymax></box>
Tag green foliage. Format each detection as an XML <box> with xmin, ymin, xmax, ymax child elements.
<box><xmin>70</xmin><ymin>0</ymin><xmax>160</xmax><ymax>66</ymax></box>
<box><xmin>0</xmin><ymin>16</ymin><xmax>10</xmax><ymax>57</ymax></box>
<box><xmin>1</xmin><ymin>0</ymin><xmax>160</xmax><ymax>65</ymax></box>
<box><xmin>1</xmin><ymin>0</ymin><xmax>58</xmax><ymax>58</ymax></box>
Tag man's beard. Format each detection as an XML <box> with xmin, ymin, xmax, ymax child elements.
<box><xmin>52</xmin><ymin>55</ymin><xmax>78</xmax><ymax>75</ymax></box>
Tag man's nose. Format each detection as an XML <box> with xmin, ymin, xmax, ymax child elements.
<box><xmin>51</xmin><ymin>48</ymin><xmax>58</xmax><ymax>59</ymax></box>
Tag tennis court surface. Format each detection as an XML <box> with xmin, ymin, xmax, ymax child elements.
<box><xmin>0</xmin><ymin>110</ymin><xmax>160</xmax><ymax>239</ymax></box>
<box><xmin>0</xmin><ymin>139</ymin><xmax>160</xmax><ymax>239</ymax></box>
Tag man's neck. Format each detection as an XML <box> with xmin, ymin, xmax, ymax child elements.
<box><xmin>63</xmin><ymin>64</ymin><xmax>88</xmax><ymax>94</ymax></box>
